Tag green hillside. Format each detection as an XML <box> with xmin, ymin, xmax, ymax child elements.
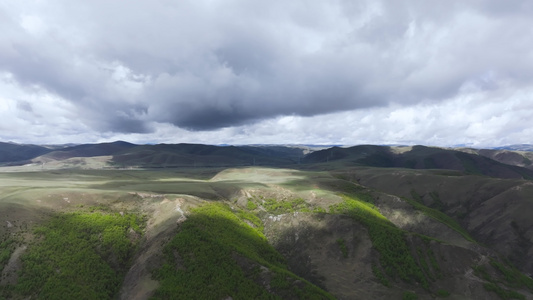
<box><xmin>0</xmin><ymin>144</ymin><xmax>533</xmax><ymax>299</ymax></box>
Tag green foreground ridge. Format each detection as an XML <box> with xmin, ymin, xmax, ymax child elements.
<box><xmin>1</xmin><ymin>189</ymin><xmax>532</xmax><ymax>300</ymax></box>
<box><xmin>1</xmin><ymin>209</ymin><xmax>143</xmax><ymax>299</ymax></box>
<box><xmin>2</xmin><ymin>191</ymin><xmax>532</xmax><ymax>300</ymax></box>
<box><xmin>153</xmin><ymin>203</ymin><xmax>334</xmax><ymax>299</ymax></box>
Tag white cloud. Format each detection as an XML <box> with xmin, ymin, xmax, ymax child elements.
<box><xmin>0</xmin><ymin>1</ymin><xmax>532</xmax><ymax>146</ymax></box>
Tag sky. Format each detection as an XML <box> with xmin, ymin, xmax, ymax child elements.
<box><xmin>1</xmin><ymin>0</ymin><xmax>533</xmax><ymax>147</ymax></box>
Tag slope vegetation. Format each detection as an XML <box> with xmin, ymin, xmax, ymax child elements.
<box><xmin>0</xmin><ymin>143</ymin><xmax>533</xmax><ymax>299</ymax></box>
<box><xmin>350</xmin><ymin>167</ymin><xmax>533</xmax><ymax>277</ymax></box>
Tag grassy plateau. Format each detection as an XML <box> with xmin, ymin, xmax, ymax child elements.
<box><xmin>0</xmin><ymin>149</ymin><xmax>532</xmax><ymax>300</ymax></box>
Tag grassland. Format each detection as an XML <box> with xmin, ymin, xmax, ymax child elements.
<box><xmin>0</xmin><ymin>163</ymin><xmax>532</xmax><ymax>299</ymax></box>
<box><xmin>0</xmin><ymin>167</ymin><xmax>337</xmax><ymax>298</ymax></box>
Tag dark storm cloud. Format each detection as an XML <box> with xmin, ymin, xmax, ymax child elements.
<box><xmin>2</xmin><ymin>0</ymin><xmax>533</xmax><ymax>134</ymax></box>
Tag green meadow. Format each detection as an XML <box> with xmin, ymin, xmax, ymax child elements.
<box><xmin>0</xmin><ymin>164</ymin><xmax>532</xmax><ymax>299</ymax></box>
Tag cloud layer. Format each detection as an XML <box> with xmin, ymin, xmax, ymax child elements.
<box><xmin>1</xmin><ymin>0</ymin><xmax>533</xmax><ymax>146</ymax></box>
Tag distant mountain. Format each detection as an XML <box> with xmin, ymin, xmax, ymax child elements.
<box><xmin>110</xmin><ymin>143</ymin><xmax>305</xmax><ymax>167</ymax></box>
<box><xmin>303</xmin><ymin>145</ymin><xmax>533</xmax><ymax>179</ymax></box>
<box><xmin>5</xmin><ymin>141</ymin><xmax>533</xmax><ymax>178</ymax></box>
<box><xmin>42</xmin><ymin>141</ymin><xmax>137</xmax><ymax>160</ymax></box>
<box><xmin>0</xmin><ymin>142</ymin><xmax>52</xmax><ymax>164</ymax></box>
<box><xmin>0</xmin><ymin>141</ymin><xmax>311</xmax><ymax>168</ymax></box>
<box><xmin>491</xmin><ymin>144</ymin><xmax>533</xmax><ymax>151</ymax></box>
<box><xmin>458</xmin><ymin>148</ymin><xmax>533</xmax><ymax>170</ymax></box>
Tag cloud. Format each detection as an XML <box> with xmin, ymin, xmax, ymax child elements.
<box><xmin>0</xmin><ymin>1</ymin><xmax>532</xmax><ymax>145</ymax></box>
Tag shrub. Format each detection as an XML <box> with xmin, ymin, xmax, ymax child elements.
<box><xmin>436</xmin><ymin>289</ymin><xmax>450</xmax><ymax>297</ymax></box>
<box><xmin>336</xmin><ymin>238</ymin><xmax>348</xmax><ymax>258</ymax></box>
<box><xmin>403</xmin><ymin>291</ymin><xmax>418</xmax><ymax>300</ymax></box>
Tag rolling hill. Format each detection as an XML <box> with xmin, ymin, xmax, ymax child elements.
<box><xmin>0</xmin><ymin>142</ymin><xmax>307</xmax><ymax>169</ymax></box>
<box><xmin>109</xmin><ymin>143</ymin><xmax>305</xmax><ymax>167</ymax></box>
<box><xmin>303</xmin><ymin>145</ymin><xmax>533</xmax><ymax>179</ymax></box>
<box><xmin>0</xmin><ymin>142</ymin><xmax>52</xmax><ymax>164</ymax></box>
<box><xmin>41</xmin><ymin>140</ymin><xmax>137</xmax><ymax>160</ymax></box>
<box><xmin>1</xmin><ymin>142</ymin><xmax>533</xmax><ymax>299</ymax></box>
<box><xmin>460</xmin><ymin>148</ymin><xmax>533</xmax><ymax>170</ymax></box>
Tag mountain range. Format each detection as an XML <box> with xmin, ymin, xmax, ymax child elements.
<box><xmin>1</xmin><ymin>141</ymin><xmax>533</xmax><ymax>299</ymax></box>
<box><xmin>3</xmin><ymin>141</ymin><xmax>533</xmax><ymax>172</ymax></box>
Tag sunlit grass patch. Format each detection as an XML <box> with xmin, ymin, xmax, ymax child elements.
<box><xmin>329</xmin><ymin>194</ymin><xmax>433</xmax><ymax>290</ymax></box>
<box><xmin>11</xmin><ymin>210</ymin><xmax>143</xmax><ymax>299</ymax></box>
<box><xmin>152</xmin><ymin>203</ymin><xmax>334</xmax><ymax>299</ymax></box>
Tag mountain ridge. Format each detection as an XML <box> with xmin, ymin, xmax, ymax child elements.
<box><xmin>3</xmin><ymin>141</ymin><xmax>533</xmax><ymax>172</ymax></box>
<box><xmin>1</xmin><ymin>142</ymin><xmax>533</xmax><ymax>299</ymax></box>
